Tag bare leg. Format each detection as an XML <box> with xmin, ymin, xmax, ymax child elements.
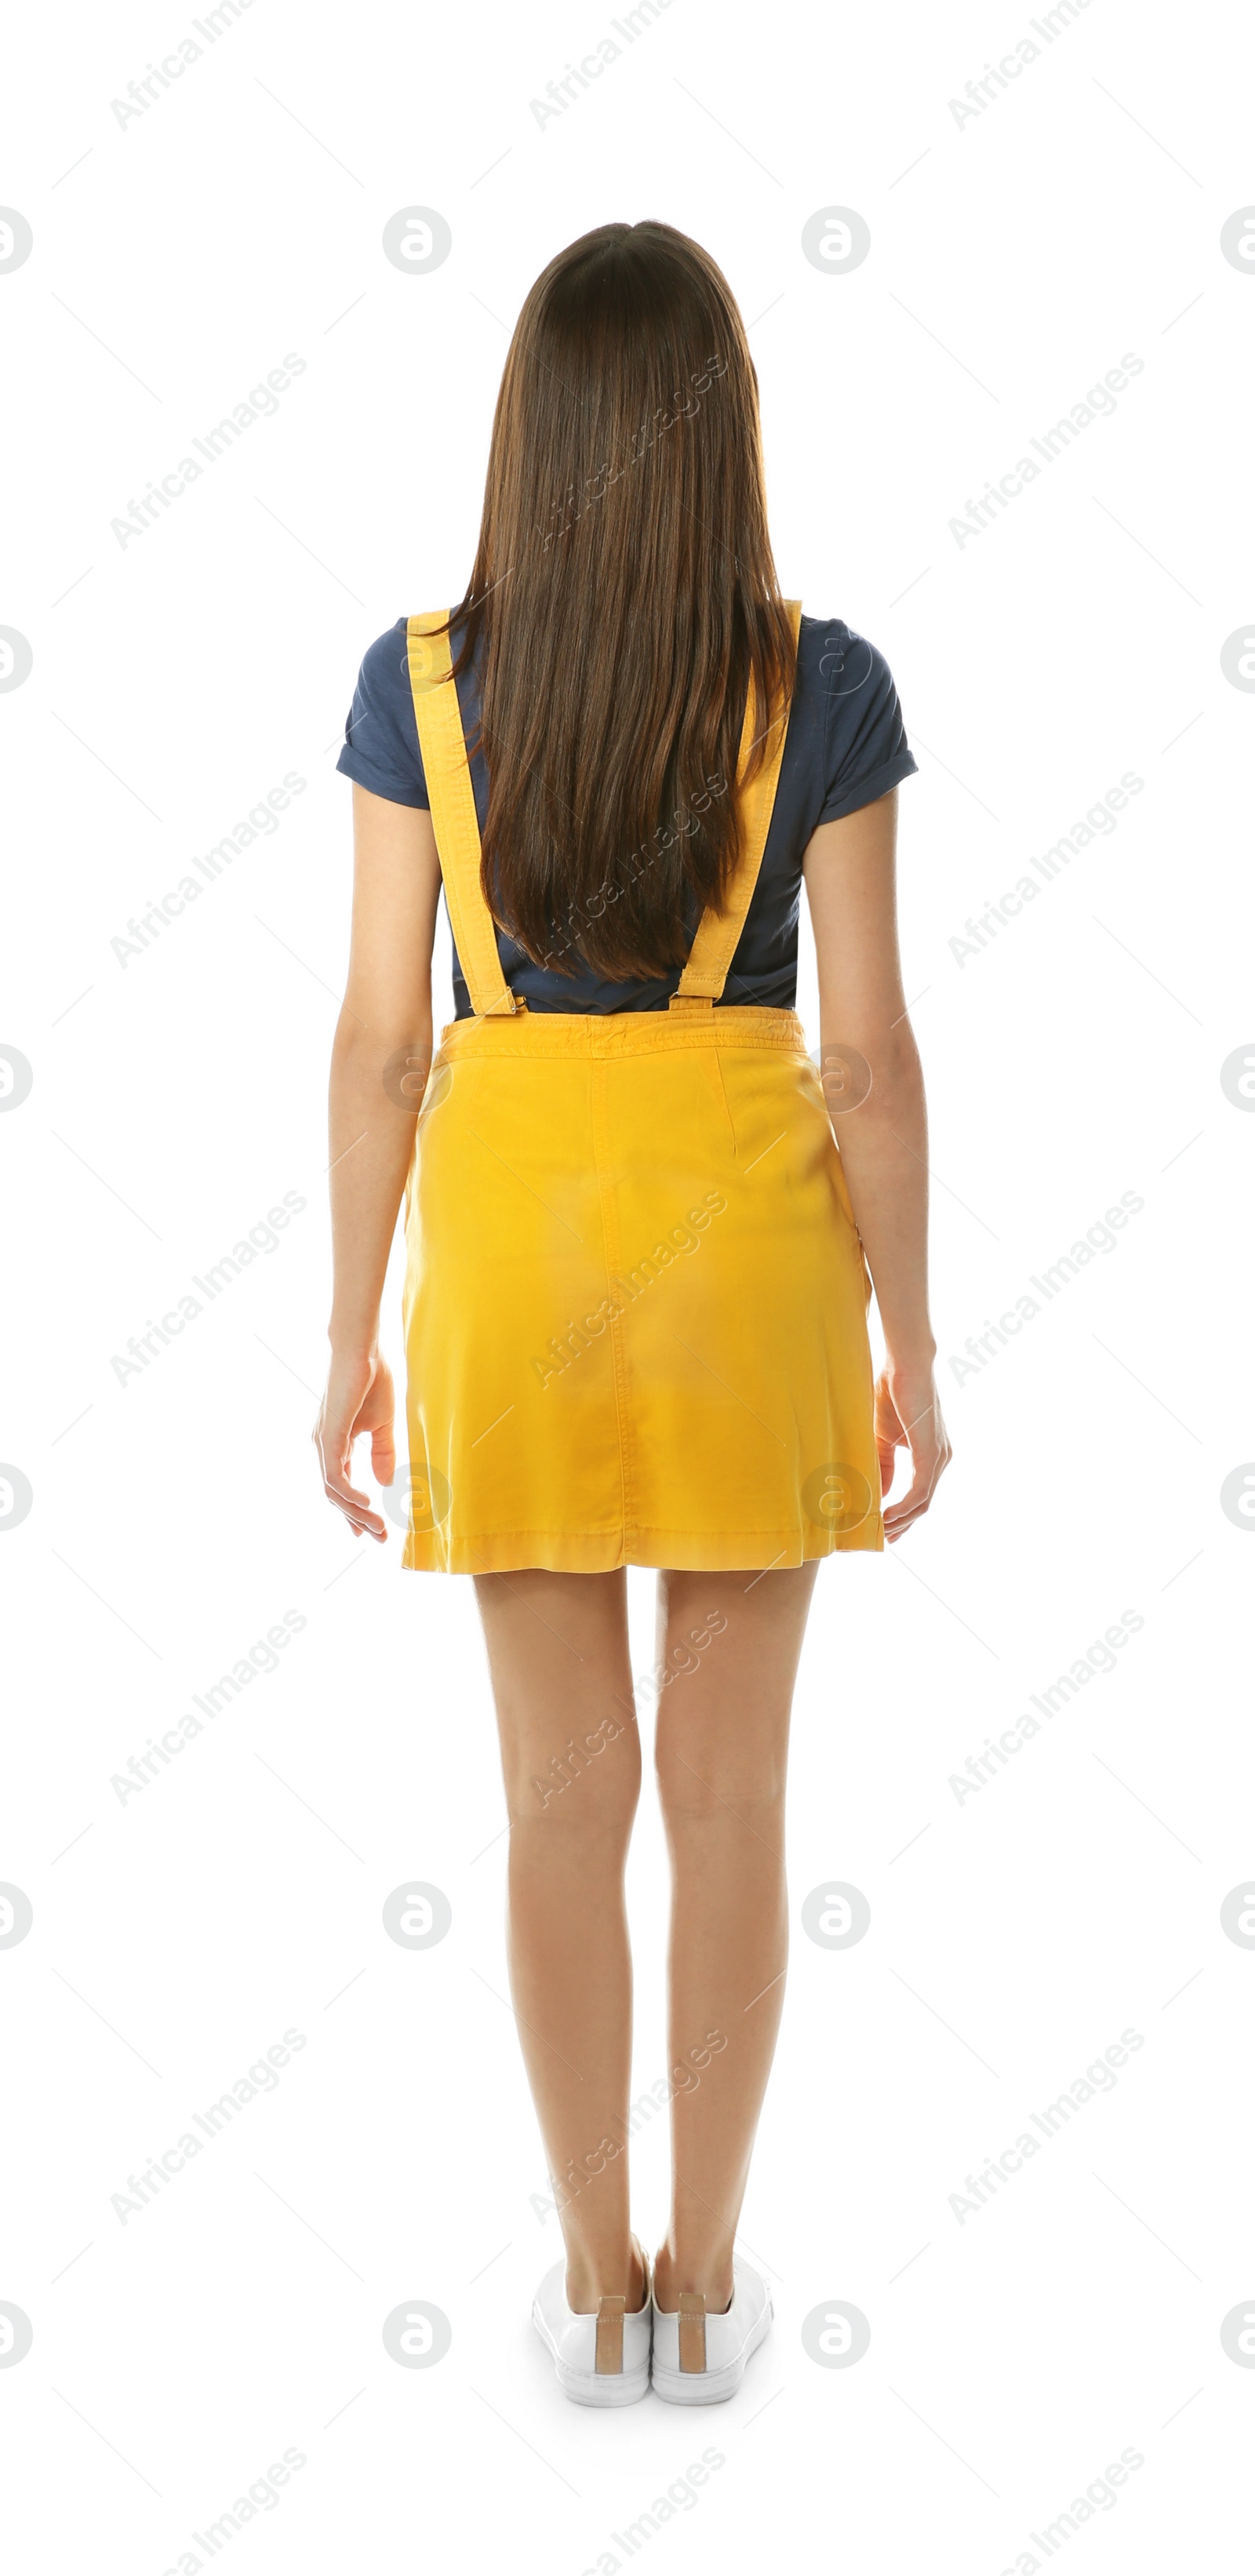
<box><xmin>473</xmin><ymin>1568</ymin><xmax>646</xmax><ymax>2315</ymax></box>
<box><xmin>651</xmin><ymin>1561</ymin><xmax>818</xmax><ymax>2314</ymax></box>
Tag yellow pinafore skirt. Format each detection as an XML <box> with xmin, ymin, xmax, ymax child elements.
<box><xmin>399</xmin><ymin>604</ymin><xmax>882</xmax><ymax>1574</ymax></box>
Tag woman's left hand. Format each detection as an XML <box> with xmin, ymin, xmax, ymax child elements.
<box><xmin>314</xmin><ymin>1347</ymin><xmax>396</xmax><ymax>1541</ymax></box>
<box><xmin>875</xmin><ymin>1359</ymin><xmax>951</xmax><ymax>1542</ymax></box>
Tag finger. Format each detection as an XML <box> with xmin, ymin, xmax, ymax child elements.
<box><xmin>887</xmin><ymin>1436</ymin><xmax>951</xmax><ymax>1522</ymax></box>
<box><xmin>883</xmin><ymin>1479</ymin><xmax>940</xmax><ymax>1539</ymax></box>
<box><xmin>322</xmin><ymin>1468</ymin><xmax>374</xmax><ymax>1514</ymax></box>
<box><xmin>322</xmin><ymin>1472</ymin><xmax>388</xmax><ymax>1541</ymax></box>
<box><xmin>882</xmin><ymin>1458</ymin><xmax>943</xmax><ymax>1537</ymax></box>
<box><xmin>316</xmin><ymin>1425</ymin><xmax>362</xmax><ymax>1482</ymax></box>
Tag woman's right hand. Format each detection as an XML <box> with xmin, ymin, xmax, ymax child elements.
<box><xmin>313</xmin><ymin>1347</ymin><xmax>396</xmax><ymax>1542</ymax></box>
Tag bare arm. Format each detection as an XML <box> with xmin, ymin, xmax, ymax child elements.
<box><xmin>802</xmin><ymin>788</ymin><xmax>950</xmax><ymax>1537</ymax></box>
<box><xmin>314</xmin><ymin>783</ymin><xmax>442</xmax><ymax>1540</ymax></box>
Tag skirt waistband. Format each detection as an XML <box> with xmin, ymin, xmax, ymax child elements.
<box><xmin>436</xmin><ymin>1005</ymin><xmax>809</xmax><ymax>1063</ymax></box>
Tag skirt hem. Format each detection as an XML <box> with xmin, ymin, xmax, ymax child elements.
<box><xmin>401</xmin><ymin>1519</ymin><xmax>884</xmax><ymax>1574</ymax></box>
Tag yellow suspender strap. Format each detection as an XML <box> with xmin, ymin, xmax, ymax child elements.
<box><xmin>406</xmin><ymin>599</ymin><xmax>800</xmax><ymax>1018</ymax></box>
<box><xmin>406</xmin><ymin>613</ymin><xmax>517</xmax><ymax>1018</ymax></box>
<box><xmin>670</xmin><ymin>598</ymin><xmax>802</xmax><ymax>1009</ymax></box>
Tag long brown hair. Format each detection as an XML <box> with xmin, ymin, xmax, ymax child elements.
<box><xmin>438</xmin><ymin>221</ymin><xmax>796</xmax><ymax>981</ymax></box>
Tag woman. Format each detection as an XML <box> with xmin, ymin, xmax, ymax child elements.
<box><xmin>318</xmin><ymin>220</ymin><xmax>948</xmax><ymax>2407</ymax></box>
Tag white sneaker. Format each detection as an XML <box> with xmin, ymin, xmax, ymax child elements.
<box><xmin>532</xmin><ymin>2241</ymin><xmax>651</xmax><ymax>2407</ymax></box>
<box><xmin>650</xmin><ymin>2258</ymin><xmax>772</xmax><ymax>2404</ymax></box>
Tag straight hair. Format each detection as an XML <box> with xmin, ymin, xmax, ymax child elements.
<box><xmin>436</xmin><ymin>220</ymin><xmax>796</xmax><ymax>981</ymax></box>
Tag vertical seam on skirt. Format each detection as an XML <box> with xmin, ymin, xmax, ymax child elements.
<box><xmin>591</xmin><ymin>1058</ymin><xmax>634</xmax><ymax>1552</ymax></box>
<box><xmin>709</xmin><ymin>1046</ymin><xmax>740</xmax><ymax>1164</ymax></box>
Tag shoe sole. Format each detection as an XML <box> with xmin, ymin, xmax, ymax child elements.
<box><xmin>532</xmin><ymin>2306</ymin><xmax>651</xmax><ymax>2407</ymax></box>
<box><xmin>650</xmin><ymin>2298</ymin><xmax>773</xmax><ymax>2405</ymax></box>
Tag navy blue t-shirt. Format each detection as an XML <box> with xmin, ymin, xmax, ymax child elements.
<box><xmin>336</xmin><ymin>613</ymin><xmax>917</xmax><ymax>1017</ymax></box>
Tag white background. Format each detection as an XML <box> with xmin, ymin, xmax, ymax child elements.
<box><xmin>2</xmin><ymin>1</ymin><xmax>1253</xmax><ymax>2568</ymax></box>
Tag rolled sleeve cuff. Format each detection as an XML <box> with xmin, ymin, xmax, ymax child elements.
<box><xmin>335</xmin><ymin>744</ymin><xmax>430</xmax><ymax>809</ymax></box>
<box><xmin>817</xmin><ymin>747</ymin><xmax>918</xmax><ymax>827</ymax></box>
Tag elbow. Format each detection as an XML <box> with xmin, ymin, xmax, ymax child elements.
<box><xmin>333</xmin><ymin>1003</ymin><xmax>432</xmax><ymax>1063</ymax></box>
<box><xmin>875</xmin><ymin>1027</ymin><xmax>922</xmax><ymax>1093</ymax></box>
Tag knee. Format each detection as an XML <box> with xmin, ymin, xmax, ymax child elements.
<box><xmin>509</xmin><ymin>1715</ymin><xmax>641</xmax><ymax>1834</ymax></box>
<box><xmin>654</xmin><ymin>1734</ymin><xmax>786</xmax><ymax>1832</ymax></box>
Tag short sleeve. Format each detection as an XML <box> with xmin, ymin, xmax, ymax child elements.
<box><xmin>335</xmin><ymin>620</ymin><xmax>428</xmax><ymax>808</ymax></box>
<box><xmin>815</xmin><ymin>624</ymin><xmax>918</xmax><ymax>824</ymax></box>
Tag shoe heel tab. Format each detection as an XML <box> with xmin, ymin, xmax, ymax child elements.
<box><xmin>595</xmin><ymin>2294</ymin><xmax>627</xmax><ymax>2374</ymax></box>
<box><xmin>677</xmin><ymin>2290</ymin><xmax>707</xmax><ymax>2374</ymax></box>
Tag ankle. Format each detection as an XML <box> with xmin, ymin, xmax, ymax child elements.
<box><xmin>652</xmin><ymin>2247</ymin><xmax>733</xmax><ymax>2315</ymax></box>
<box><xmin>565</xmin><ymin>2236</ymin><xmax>647</xmax><ymax>2316</ymax></box>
